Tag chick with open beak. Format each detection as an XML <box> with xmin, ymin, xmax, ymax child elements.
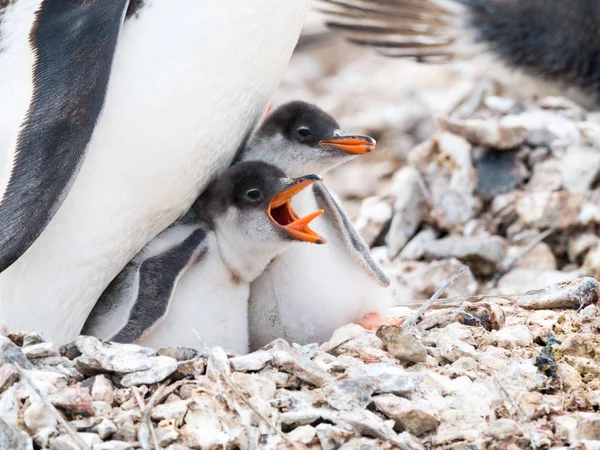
<box><xmin>83</xmin><ymin>162</ymin><xmax>327</xmax><ymax>353</ymax></box>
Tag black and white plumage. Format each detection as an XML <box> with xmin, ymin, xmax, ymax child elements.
<box><xmin>316</xmin><ymin>0</ymin><xmax>600</xmax><ymax>97</ymax></box>
<box><xmin>0</xmin><ymin>0</ymin><xmax>309</xmax><ymax>343</ymax></box>
<box><xmin>237</xmin><ymin>101</ymin><xmax>393</xmax><ymax>349</ymax></box>
<box><xmin>82</xmin><ymin>162</ymin><xmax>324</xmax><ymax>353</ymax></box>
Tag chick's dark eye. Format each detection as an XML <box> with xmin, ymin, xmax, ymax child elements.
<box><xmin>245</xmin><ymin>189</ymin><xmax>262</xmax><ymax>202</ymax></box>
<box><xmin>297</xmin><ymin>127</ymin><xmax>311</xmax><ymax>137</ymax></box>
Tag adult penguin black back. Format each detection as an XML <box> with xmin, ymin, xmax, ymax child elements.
<box><xmin>315</xmin><ymin>0</ymin><xmax>600</xmax><ymax>98</ymax></box>
<box><xmin>0</xmin><ymin>0</ymin><xmax>309</xmax><ymax>343</ymax></box>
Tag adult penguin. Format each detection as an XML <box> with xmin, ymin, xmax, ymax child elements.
<box><xmin>0</xmin><ymin>0</ymin><xmax>309</xmax><ymax>343</ymax></box>
<box><xmin>315</xmin><ymin>0</ymin><xmax>600</xmax><ymax>99</ymax></box>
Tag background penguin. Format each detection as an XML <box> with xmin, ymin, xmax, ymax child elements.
<box><xmin>237</xmin><ymin>101</ymin><xmax>397</xmax><ymax>349</ymax></box>
<box><xmin>315</xmin><ymin>0</ymin><xmax>600</xmax><ymax>100</ymax></box>
<box><xmin>82</xmin><ymin>161</ymin><xmax>324</xmax><ymax>354</ymax></box>
<box><xmin>0</xmin><ymin>0</ymin><xmax>309</xmax><ymax>343</ymax></box>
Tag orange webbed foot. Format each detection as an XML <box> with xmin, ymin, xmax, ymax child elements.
<box><xmin>356</xmin><ymin>312</ymin><xmax>406</xmax><ymax>330</ymax></box>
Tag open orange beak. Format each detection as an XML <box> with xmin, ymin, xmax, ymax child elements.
<box><xmin>268</xmin><ymin>175</ymin><xmax>326</xmax><ymax>244</ymax></box>
<box><xmin>319</xmin><ymin>134</ymin><xmax>376</xmax><ymax>154</ymax></box>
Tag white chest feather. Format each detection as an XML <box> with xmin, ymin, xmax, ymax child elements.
<box><xmin>249</xmin><ymin>188</ymin><xmax>392</xmax><ymax>349</ymax></box>
<box><xmin>139</xmin><ymin>238</ymin><xmax>249</xmax><ymax>354</ymax></box>
<box><xmin>0</xmin><ymin>0</ymin><xmax>308</xmax><ymax>343</ymax></box>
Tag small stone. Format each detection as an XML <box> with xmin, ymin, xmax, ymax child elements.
<box><xmin>90</xmin><ymin>418</ymin><xmax>117</xmax><ymax>439</ymax></box>
<box><xmin>526</xmin><ymin>159</ymin><xmax>562</xmax><ymax>192</ymax></box>
<box><xmin>491</xmin><ymin>325</ymin><xmax>533</xmax><ymax>349</ymax></box>
<box><xmin>287</xmin><ymin>425</ymin><xmax>317</xmax><ymax>445</ymax></box>
<box><xmin>421</xmin><ymin>235</ymin><xmax>506</xmax><ymax>277</ymax></box>
<box><xmin>486</xmin><ymin>418</ymin><xmax>522</xmax><ymax>440</ymax></box>
<box><xmin>580</xmin><ymin>304</ymin><xmax>598</xmax><ymax>316</ymax></box>
<box><xmin>120</xmin><ymin>356</ymin><xmax>178</xmax><ymax>387</ymax></box>
<box><xmin>374</xmin><ymin>394</ymin><xmax>439</xmax><ymax>436</ymax></box>
<box><xmin>521</xmin><ymin>277</ymin><xmax>600</xmax><ymax>310</ymax></box>
<box><xmin>558</xmin><ymin>363</ymin><xmax>583</xmax><ymax>391</ymax></box>
<box><xmin>0</xmin><ymin>335</ymin><xmax>33</xmax><ymax>369</ymax></box>
<box><xmin>322</xmin><ymin>377</ymin><xmax>376</xmax><ymax>411</ymax></box>
<box><xmin>151</xmin><ymin>400</ymin><xmax>189</xmax><ymax>422</ymax></box>
<box><xmin>578</xmin><ymin>413</ymin><xmax>600</xmax><ymax>440</ymax></box>
<box><xmin>156</xmin><ymin>419</ymin><xmax>179</xmax><ymax>446</ymax></box>
<box><xmin>70</xmin><ymin>417</ymin><xmax>100</xmax><ymax>430</ymax></box>
<box><xmin>74</xmin><ymin>336</ymin><xmax>155</xmax><ymax>373</ymax></box>
<box><xmin>269</xmin><ymin>340</ymin><xmax>333</xmax><ymax>387</ymax></box>
<box><xmin>559</xmin><ymin>334</ymin><xmax>600</xmax><ymax>363</ymax></box>
<box><xmin>559</xmin><ymin>146</ymin><xmax>600</xmax><ymax>192</ymax></box>
<box><xmin>316</xmin><ymin>423</ymin><xmax>355</xmax><ymax>450</ymax></box>
<box><xmin>22</xmin><ymin>343</ymin><xmax>59</xmax><ymax>359</ymax></box>
<box><xmin>50</xmin><ymin>433</ymin><xmax>101</xmax><ymax>450</ymax></box>
<box><xmin>49</xmin><ymin>386</ymin><xmax>95</xmax><ymax>417</ymax></box>
<box><xmin>376</xmin><ymin>326</ymin><xmax>427</xmax><ymax>363</ymax></box>
<box><xmin>92</xmin><ymin>401</ymin><xmax>111</xmax><ymax>414</ymax></box>
<box><xmin>475</xmin><ymin>149</ymin><xmax>523</xmax><ymax>198</ymax></box>
<box><xmin>33</xmin><ymin>426</ymin><xmax>56</xmax><ymax>449</ymax></box>
<box><xmin>231</xmin><ymin>372</ymin><xmax>276</xmax><ymax>401</ymax></box>
<box><xmin>91</xmin><ymin>375</ymin><xmax>114</xmax><ymax>404</ymax></box>
<box><xmin>24</xmin><ymin>401</ymin><xmax>57</xmax><ymax>430</ymax></box>
<box><xmin>229</xmin><ymin>350</ymin><xmax>272</xmax><ymax>372</ymax></box>
<box><xmin>345</xmin><ymin>363</ymin><xmax>421</xmax><ymax>395</ymax></box>
<box><xmin>0</xmin><ymin>417</ymin><xmax>33</xmax><ymax>450</ymax></box>
<box><xmin>22</xmin><ymin>333</ymin><xmax>44</xmax><ymax>347</ymax></box>
<box><xmin>435</xmin><ymin>334</ymin><xmax>477</xmax><ymax>363</ymax></box>
<box><xmin>320</xmin><ymin>324</ymin><xmax>367</xmax><ymax>353</ymax></box>
<box><xmin>386</xmin><ymin>166</ymin><xmax>427</xmax><ymax>257</ymax></box>
<box><xmin>554</xmin><ymin>414</ymin><xmax>578</xmax><ymax>443</ymax></box>
<box><xmin>439</xmin><ymin>116</ymin><xmax>526</xmax><ymax>149</ymax></box>
<box><xmin>0</xmin><ymin>364</ymin><xmax>20</xmax><ymax>394</ymax></box>
<box><xmin>463</xmin><ymin>302</ymin><xmax>506</xmax><ymax>331</ymax></box>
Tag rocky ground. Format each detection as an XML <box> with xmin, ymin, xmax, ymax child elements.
<box><xmin>3</xmin><ymin>31</ymin><xmax>600</xmax><ymax>450</ymax></box>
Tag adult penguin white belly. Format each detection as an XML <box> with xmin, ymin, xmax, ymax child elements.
<box><xmin>0</xmin><ymin>0</ymin><xmax>309</xmax><ymax>343</ymax></box>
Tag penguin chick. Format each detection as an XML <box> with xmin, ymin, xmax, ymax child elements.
<box><xmin>237</xmin><ymin>101</ymin><xmax>396</xmax><ymax>349</ymax></box>
<box><xmin>82</xmin><ymin>161</ymin><xmax>324</xmax><ymax>353</ymax></box>
<box><xmin>317</xmin><ymin>0</ymin><xmax>600</xmax><ymax>98</ymax></box>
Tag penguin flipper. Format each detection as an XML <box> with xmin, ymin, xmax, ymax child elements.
<box><xmin>83</xmin><ymin>226</ymin><xmax>209</xmax><ymax>344</ymax></box>
<box><xmin>312</xmin><ymin>181</ymin><xmax>390</xmax><ymax>287</ymax></box>
<box><xmin>0</xmin><ymin>0</ymin><xmax>129</xmax><ymax>273</ymax></box>
<box><xmin>314</xmin><ymin>0</ymin><xmax>473</xmax><ymax>62</ymax></box>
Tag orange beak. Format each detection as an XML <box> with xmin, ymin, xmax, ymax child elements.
<box><xmin>319</xmin><ymin>134</ymin><xmax>376</xmax><ymax>154</ymax></box>
<box><xmin>268</xmin><ymin>175</ymin><xmax>326</xmax><ymax>244</ymax></box>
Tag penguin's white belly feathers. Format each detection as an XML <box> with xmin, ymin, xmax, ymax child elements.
<box><xmin>139</xmin><ymin>236</ymin><xmax>249</xmax><ymax>354</ymax></box>
<box><xmin>0</xmin><ymin>0</ymin><xmax>308</xmax><ymax>343</ymax></box>
<box><xmin>249</xmin><ymin>188</ymin><xmax>392</xmax><ymax>349</ymax></box>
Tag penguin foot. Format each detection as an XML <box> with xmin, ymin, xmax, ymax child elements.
<box><xmin>356</xmin><ymin>312</ymin><xmax>406</xmax><ymax>330</ymax></box>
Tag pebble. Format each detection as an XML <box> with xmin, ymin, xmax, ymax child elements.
<box><xmin>492</xmin><ymin>325</ymin><xmax>533</xmax><ymax>349</ymax></box>
<box><xmin>151</xmin><ymin>399</ymin><xmax>189</xmax><ymax>421</ymax></box>
<box><xmin>229</xmin><ymin>350</ymin><xmax>272</xmax><ymax>372</ymax></box>
<box><xmin>374</xmin><ymin>394</ymin><xmax>440</xmax><ymax>436</ymax></box>
<box><xmin>49</xmin><ymin>386</ymin><xmax>95</xmax><ymax>417</ymax></box>
<box><xmin>24</xmin><ymin>401</ymin><xmax>57</xmax><ymax>430</ymax></box>
<box><xmin>22</xmin><ymin>342</ymin><xmax>59</xmax><ymax>359</ymax></box>
<box><xmin>91</xmin><ymin>375</ymin><xmax>114</xmax><ymax>404</ymax></box>
<box><xmin>90</xmin><ymin>418</ymin><xmax>117</xmax><ymax>440</ymax></box>
<box><xmin>386</xmin><ymin>166</ymin><xmax>427</xmax><ymax>257</ymax></box>
<box><xmin>376</xmin><ymin>326</ymin><xmax>428</xmax><ymax>363</ymax></box>
<box><xmin>120</xmin><ymin>356</ymin><xmax>178</xmax><ymax>387</ymax></box>
<box><xmin>322</xmin><ymin>377</ymin><xmax>376</xmax><ymax>411</ymax></box>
